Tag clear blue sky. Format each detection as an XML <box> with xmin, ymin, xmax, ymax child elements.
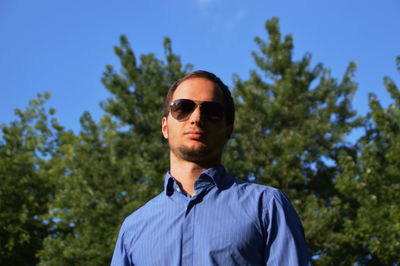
<box><xmin>1</xmin><ymin>0</ymin><xmax>399</xmax><ymax>133</ymax></box>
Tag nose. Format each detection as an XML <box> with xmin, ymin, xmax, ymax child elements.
<box><xmin>189</xmin><ymin>104</ymin><xmax>204</xmax><ymax>125</ymax></box>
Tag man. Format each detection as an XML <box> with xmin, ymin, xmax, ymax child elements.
<box><xmin>111</xmin><ymin>70</ymin><xmax>311</xmax><ymax>265</ymax></box>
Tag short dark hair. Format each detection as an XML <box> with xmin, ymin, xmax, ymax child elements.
<box><xmin>163</xmin><ymin>70</ymin><xmax>235</xmax><ymax>125</ymax></box>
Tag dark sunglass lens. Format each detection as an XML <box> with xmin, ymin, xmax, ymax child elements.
<box><xmin>202</xmin><ymin>102</ymin><xmax>224</xmax><ymax>120</ymax></box>
<box><xmin>170</xmin><ymin>99</ymin><xmax>196</xmax><ymax>120</ymax></box>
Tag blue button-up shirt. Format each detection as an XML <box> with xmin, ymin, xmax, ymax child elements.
<box><xmin>111</xmin><ymin>165</ymin><xmax>310</xmax><ymax>265</ymax></box>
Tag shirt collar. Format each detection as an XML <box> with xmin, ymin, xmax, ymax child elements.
<box><xmin>164</xmin><ymin>165</ymin><xmax>232</xmax><ymax>196</ymax></box>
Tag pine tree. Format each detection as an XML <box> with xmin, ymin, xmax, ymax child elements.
<box><xmin>335</xmin><ymin>57</ymin><xmax>400</xmax><ymax>265</ymax></box>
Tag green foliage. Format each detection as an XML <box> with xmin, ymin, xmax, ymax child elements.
<box><xmin>334</xmin><ymin>56</ymin><xmax>400</xmax><ymax>265</ymax></box>
<box><xmin>0</xmin><ymin>93</ymin><xmax>63</xmax><ymax>265</ymax></box>
<box><xmin>227</xmin><ymin>18</ymin><xmax>361</xmax><ymax>191</ymax></box>
<box><xmin>1</xmin><ymin>18</ymin><xmax>399</xmax><ymax>265</ymax></box>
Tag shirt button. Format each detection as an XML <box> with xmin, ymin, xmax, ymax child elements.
<box><xmin>176</xmin><ymin>188</ymin><xmax>180</xmax><ymax>192</ymax></box>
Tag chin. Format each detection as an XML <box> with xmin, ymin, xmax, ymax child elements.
<box><xmin>177</xmin><ymin>145</ymin><xmax>212</xmax><ymax>162</ymax></box>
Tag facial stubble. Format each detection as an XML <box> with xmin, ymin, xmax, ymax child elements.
<box><xmin>170</xmin><ymin>140</ymin><xmax>213</xmax><ymax>163</ymax></box>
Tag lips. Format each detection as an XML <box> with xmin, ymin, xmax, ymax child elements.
<box><xmin>184</xmin><ymin>131</ymin><xmax>205</xmax><ymax>140</ymax></box>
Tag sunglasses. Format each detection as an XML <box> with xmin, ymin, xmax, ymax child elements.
<box><xmin>169</xmin><ymin>99</ymin><xmax>225</xmax><ymax>122</ymax></box>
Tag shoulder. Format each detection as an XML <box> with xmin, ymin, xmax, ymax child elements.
<box><xmin>230</xmin><ymin>179</ymin><xmax>305</xmax><ymax>234</ymax></box>
<box><xmin>229</xmin><ymin>177</ymin><xmax>298</xmax><ymax>219</ymax></box>
<box><xmin>231</xmin><ymin>177</ymin><xmax>285</xmax><ymax>205</ymax></box>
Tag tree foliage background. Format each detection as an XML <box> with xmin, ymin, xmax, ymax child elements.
<box><xmin>1</xmin><ymin>18</ymin><xmax>399</xmax><ymax>265</ymax></box>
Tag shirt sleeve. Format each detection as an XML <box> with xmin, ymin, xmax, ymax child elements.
<box><xmin>264</xmin><ymin>190</ymin><xmax>311</xmax><ymax>266</ymax></box>
<box><xmin>111</xmin><ymin>224</ymin><xmax>133</xmax><ymax>266</ymax></box>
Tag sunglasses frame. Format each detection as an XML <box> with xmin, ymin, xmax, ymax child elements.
<box><xmin>169</xmin><ymin>99</ymin><xmax>225</xmax><ymax>122</ymax></box>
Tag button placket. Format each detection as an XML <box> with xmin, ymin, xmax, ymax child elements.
<box><xmin>182</xmin><ymin>195</ymin><xmax>197</xmax><ymax>265</ymax></box>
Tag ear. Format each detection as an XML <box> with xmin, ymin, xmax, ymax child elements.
<box><xmin>162</xmin><ymin>116</ymin><xmax>168</xmax><ymax>139</ymax></box>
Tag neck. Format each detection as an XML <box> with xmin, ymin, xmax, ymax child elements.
<box><xmin>170</xmin><ymin>152</ymin><xmax>220</xmax><ymax>196</ymax></box>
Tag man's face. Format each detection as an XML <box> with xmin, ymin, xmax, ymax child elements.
<box><xmin>162</xmin><ymin>77</ymin><xmax>233</xmax><ymax>164</ymax></box>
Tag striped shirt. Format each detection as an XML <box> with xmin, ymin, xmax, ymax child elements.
<box><xmin>111</xmin><ymin>165</ymin><xmax>311</xmax><ymax>265</ymax></box>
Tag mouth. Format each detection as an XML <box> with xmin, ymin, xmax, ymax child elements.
<box><xmin>184</xmin><ymin>131</ymin><xmax>206</xmax><ymax>140</ymax></box>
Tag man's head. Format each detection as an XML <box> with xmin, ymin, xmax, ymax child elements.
<box><xmin>163</xmin><ymin>70</ymin><xmax>235</xmax><ymax>125</ymax></box>
<box><xmin>161</xmin><ymin>70</ymin><xmax>235</xmax><ymax>165</ymax></box>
